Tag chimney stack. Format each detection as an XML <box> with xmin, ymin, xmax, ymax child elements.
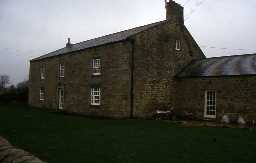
<box><xmin>66</xmin><ymin>38</ymin><xmax>72</xmax><ymax>48</ymax></box>
<box><xmin>165</xmin><ymin>0</ymin><xmax>184</xmax><ymax>24</ymax></box>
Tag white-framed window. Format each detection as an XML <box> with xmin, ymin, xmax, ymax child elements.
<box><xmin>59</xmin><ymin>64</ymin><xmax>65</xmax><ymax>78</ymax></box>
<box><xmin>204</xmin><ymin>90</ymin><xmax>217</xmax><ymax>118</ymax></box>
<box><xmin>92</xmin><ymin>59</ymin><xmax>101</xmax><ymax>76</ymax></box>
<box><xmin>91</xmin><ymin>87</ymin><xmax>101</xmax><ymax>106</ymax></box>
<box><xmin>40</xmin><ymin>87</ymin><xmax>45</xmax><ymax>101</ymax></box>
<box><xmin>58</xmin><ymin>87</ymin><xmax>64</xmax><ymax>110</ymax></box>
<box><xmin>175</xmin><ymin>39</ymin><xmax>181</xmax><ymax>51</ymax></box>
<box><xmin>40</xmin><ymin>66</ymin><xmax>45</xmax><ymax>80</ymax></box>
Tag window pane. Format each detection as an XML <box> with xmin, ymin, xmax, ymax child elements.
<box><xmin>92</xmin><ymin>59</ymin><xmax>101</xmax><ymax>75</ymax></box>
<box><xmin>59</xmin><ymin>64</ymin><xmax>65</xmax><ymax>77</ymax></box>
<box><xmin>40</xmin><ymin>88</ymin><xmax>45</xmax><ymax>100</ymax></box>
<box><xmin>40</xmin><ymin>66</ymin><xmax>45</xmax><ymax>80</ymax></box>
<box><xmin>91</xmin><ymin>88</ymin><xmax>101</xmax><ymax>105</ymax></box>
<box><xmin>175</xmin><ymin>40</ymin><xmax>181</xmax><ymax>50</ymax></box>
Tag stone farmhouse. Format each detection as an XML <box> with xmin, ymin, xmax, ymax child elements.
<box><xmin>29</xmin><ymin>0</ymin><xmax>256</xmax><ymax>121</ymax></box>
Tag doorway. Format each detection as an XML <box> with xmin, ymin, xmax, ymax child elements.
<box><xmin>58</xmin><ymin>87</ymin><xmax>64</xmax><ymax>110</ymax></box>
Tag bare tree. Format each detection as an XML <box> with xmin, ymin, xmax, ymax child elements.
<box><xmin>0</xmin><ymin>75</ymin><xmax>10</xmax><ymax>89</ymax></box>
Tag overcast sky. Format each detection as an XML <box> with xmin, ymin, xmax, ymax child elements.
<box><xmin>0</xmin><ymin>0</ymin><xmax>256</xmax><ymax>85</ymax></box>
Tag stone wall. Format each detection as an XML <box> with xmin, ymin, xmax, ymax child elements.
<box><xmin>132</xmin><ymin>21</ymin><xmax>204</xmax><ymax>118</ymax></box>
<box><xmin>174</xmin><ymin>76</ymin><xmax>256</xmax><ymax>120</ymax></box>
<box><xmin>29</xmin><ymin>41</ymin><xmax>132</xmax><ymax>118</ymax></box>
<box><xmin>0</xmin><ymin>137</ymin><xmax>45</xmax><ymax>163</ymax></box>
<box><xmin>29</xmin><ymin>57</ymin><xmax>59</xmax><ymax>109</ymax></box>
<box><xmin>29</xmin><ymin>20</ymin><xmax>206</xmax><ymax>119</ymax></box>
<box><xmin>29</xmin><ymin>20</ymin><xmax>205</xmax><ymax>119</ymax></box>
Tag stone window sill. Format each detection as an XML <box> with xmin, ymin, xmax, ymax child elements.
<box><xmin>92</xmin><ymin>73</ymin><xmax>101</xmax><ymax>77</ymax></box>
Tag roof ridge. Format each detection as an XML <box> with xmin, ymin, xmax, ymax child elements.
<box><xmin>32</xmin><ymin>20</ymin><xmax>167</xmax><ymax>61</ymax></box>
<box><xmin>75</xmin><ymin>20</ymin><xmax>166</xmax><ymax>46</ymax></box>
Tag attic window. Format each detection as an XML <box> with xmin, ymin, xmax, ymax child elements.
<box><xmin>175</xmin><ymin>39</ymin><xmax>181</xmax><ymax>51</ymax></box>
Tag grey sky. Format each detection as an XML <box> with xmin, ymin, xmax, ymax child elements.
<box><xmin>0</xmin><ymin>0</ymin><xmax>255</xmax><ymax>85</ymax></box>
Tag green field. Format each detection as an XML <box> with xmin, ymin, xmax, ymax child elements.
<box><xmin>0</xmin><ymin>103</ymin><xmax>256</xmax><ymax>163</ymax></box>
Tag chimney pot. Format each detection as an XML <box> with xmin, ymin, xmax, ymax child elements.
<box><xmin>66</xmin><ymin>38</ymin><xmax>72</xmax><ymax>47</ymax></box>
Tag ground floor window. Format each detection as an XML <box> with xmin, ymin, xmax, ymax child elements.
<box><xmin>91</xmin><ymin>87</ymin><xmax>101</xmax><ymax>106</ymax></box>
<box><xmin>58</xmin><ymin>87</ymin><xmax>64</xmax><ymax>110</ymax></box>
<box><xmin>204</xmin><ymin>90</ymin><xmax>216</xmax><ymax>118</ymax></box>
<box><xmin>39</xmin><ymin>87</ymin><xmax>45</xmax><ymax>101</ymax></box>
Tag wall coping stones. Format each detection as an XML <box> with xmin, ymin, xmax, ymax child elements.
<box><xmin>0</xmin><ymin>136</ymin><xmax>46</xmax><ymax>163</ymax></box>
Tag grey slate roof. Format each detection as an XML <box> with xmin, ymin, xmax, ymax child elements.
<box><xmin>177</xmin><ymin>54</ymin><xmax>256</xmax><ymax>78</ymax></box>
<box><xmin>32</xmin><ymin>21</ymin><xmax>165</xmax><ymax>61</ymax></box>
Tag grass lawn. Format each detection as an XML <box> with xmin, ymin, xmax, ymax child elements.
<box><xmin>0</xmin><ymin>103</ymin><xmax>256</xmax><ymax>163</ymax></box>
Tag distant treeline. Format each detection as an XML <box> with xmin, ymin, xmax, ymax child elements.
<box><xmin>0</xmin><ymin>80</ymin><xmax>28</xmax><ymax>103</ymax></box>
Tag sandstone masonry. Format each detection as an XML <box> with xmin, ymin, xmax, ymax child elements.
<box><xmin>29</xmin><ymin>0</ymin><xmax>256</xmax><ymax>121</ymax></box>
